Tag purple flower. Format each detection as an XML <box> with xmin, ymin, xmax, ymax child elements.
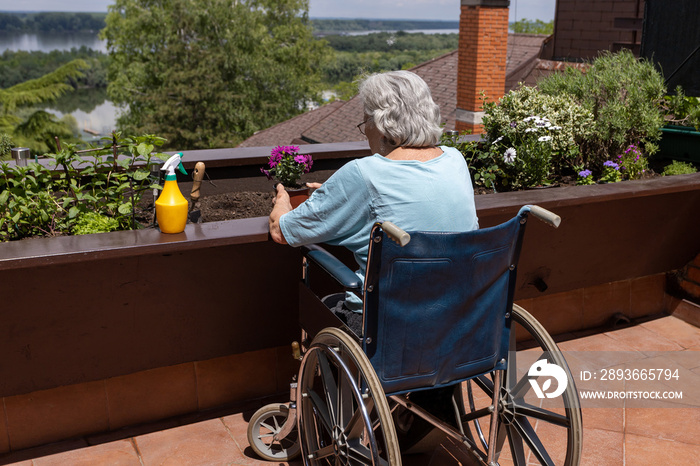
<box><xmin>262</xmin><ymin>145</ymin><xmax>313</xmax><ymax>185</ymax></box>
<box><xmin>603</xmin><ymin>161</ymin><xmax>620</xmax><ymax>170</ymax></box>
<box><xmin>260</xmin><ymin>168</ymin><xmax>272</xmax><ymax>180</ymax></box>
<box><xmin>578</xmin><ymin>169</ymin><xmax>592</xmax><ymax>178</ymax></box>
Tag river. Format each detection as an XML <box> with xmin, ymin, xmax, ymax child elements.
<box><xmin>0</xmin><ymin>31</ymin><xmax>116</xmax><ymax>139</ymax></box>
<box><xmin>0</xmin><ymin>31</ymin><xmax>107</xmax><ymax>53</ymax></box>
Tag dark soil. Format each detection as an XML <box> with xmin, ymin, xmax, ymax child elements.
<box><xmin>196</xmin><ymin>191</ymin><xmax>274</xmax><ymax>221</ymax></box>
<box><xmin>134</xmin><ymin>191</ymin><xmax>274</xmax><ymax>226</ymax></box>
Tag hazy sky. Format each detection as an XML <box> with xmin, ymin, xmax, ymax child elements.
<box><xmin>0</xmin><ymin>0</ymin><xmax>557</xmax><ymax>22</ymax></box>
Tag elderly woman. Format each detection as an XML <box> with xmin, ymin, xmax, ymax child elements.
<box><xmin>269</xmin><ymin>70</ymin><xmax>478</xmax><ymax>324</ymax></box>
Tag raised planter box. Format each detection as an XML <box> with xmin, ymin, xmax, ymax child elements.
<box><xmin>0</xmin><ymin>160</ymin><xmax>698</xmax><ymax>453</ymax></box>
<box><xmin>658</xmin><ymin>124</ymin><xmax>700</xmax><ymax>162</ymax></box>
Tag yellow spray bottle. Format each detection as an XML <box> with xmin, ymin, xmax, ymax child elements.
<box><xmin>155</xmin><ymin>153</ymin><xmax>188</xmax><ymax>234</ymax></box>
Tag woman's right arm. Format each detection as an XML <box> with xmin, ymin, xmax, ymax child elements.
<box><xmin>269</xmin><ymin>184</ymin><xmax>291</xmax><ymax>244</ymax></box>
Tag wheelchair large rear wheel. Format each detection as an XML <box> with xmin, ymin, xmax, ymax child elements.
<box><xmin>460</xmin><ymin>304</ymin><xmax>583</xmax><ymax>465</ymax></box>
<box><xmin>297</xmin><ymin>327</ymin><xmax>401</xmax><ymax>465</ymax></box>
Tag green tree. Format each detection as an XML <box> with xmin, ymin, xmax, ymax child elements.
<box><xmin>102</xmin><ymin>0</ymin><xmax>331</xmax><ymax>150</ymax></box>
<box><xmin>510</xmin><ymin>19</ymin><xmax>553</xmax><ymax>35</ymax></box>
<box><xmin>0</xmin><ymin>59</ymin><xmax>87</xmax><ymax>155</ymax></box>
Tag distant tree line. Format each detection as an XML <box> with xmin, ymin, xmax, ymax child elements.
<box><xmin>321</xmin><ymin>32</ymin><xmax>458</xmax><ymax>85</ymax></box>
<box><xmin>324</xmin><ymin>31</ymin><xmax>457</xmax><ymax>53</ymax></box>
<box><xmin>0</xmin><ymin>12</ymin><xmax>106</xmax><ymax>32</ymax></box>
<box><xmin>510</xmin><ymin>19</ymin><xmax>553</xmax><ymax>35</ymax></box>
<box><xmin>312</xmin><ymin>19</ymin><xmax>459</xmax><ymax>34</ymax></box>
<box><xmin>0</xmin><ymin>47</ymin><xmax>107</xmax><ymax>88</ymax></box>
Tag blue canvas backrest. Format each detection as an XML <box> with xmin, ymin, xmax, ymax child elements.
<box><xmin>362</xmin><ymin>208</ymin><xmax>529</xmax><ymax>395</ymax></box>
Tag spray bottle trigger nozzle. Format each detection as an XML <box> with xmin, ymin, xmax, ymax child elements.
<box><xmin>174</xmin><ymin>152</ymin><xmax>187</xmax><ymax>175</ymax></box>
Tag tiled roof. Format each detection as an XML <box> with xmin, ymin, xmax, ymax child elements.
<box><xmin>238</xmin><ymin>33</ymin><xmax>549</xmax><ymax>147</ymax></box>
<box><xmin>237</xmin><ymin>100</ymin><xmax>345</xmax><ymax>147</ymax></box>
<box><xmin>301</xmin><ymin>92</ymin><xmax>365</xmax><ymax>144</ymax></box>
<box><xmin>505</xmin><ymin>33</ymin><xmax>550</xmax><ymax>91</ymax></box>
<box><xmin>519</xmin><ymin>59</ymin><xmax>591</xmax><ymax>87</ymax></box>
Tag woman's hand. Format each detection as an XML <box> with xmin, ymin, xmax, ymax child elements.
<box><xmin>306</xmin><ymin>182</ymin><xmax>323</xmax><ymax>189</ymax></box>
<box><xmin>269</xmin><ymin>184</ymin><xmax>292</xmax><ymax>244</ymax></box>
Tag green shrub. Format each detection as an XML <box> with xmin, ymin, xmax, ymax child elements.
<box><xmin>72</xmin><ymin>212</ymin><xmax>120</xmax><ymax>235</ymax></box>
<box><xmin>0</xmin><ymin>132</ymin><xmax>165</xmax><ymax>241</ymax></box>
<box><xmin>662</xmin><ymin>160</ymin><xmax>697</xmax><ymax>176</ymax></box>
<box><xmin>615</xmin><ymin>143</ymin><xmax>648</xmax><ymax>180</ymax></box>
<box><xmin>480</xmin><ymin>86</ymin><xmax>594</xmax><ymax>189</ymax></box>
<box><xmin>0</xmin><ymin>133</ymin><xmax>13</xmax><ymax>160</ymax></box>
<box><xmin>537</xmin><ymin>50</ymin><xmax>666</xmax><ymax>169</ymax></box>
<box><xmin>662</xmin><ymin>86</ymin><xmax>700</xmax><ymax>130</ymax></box>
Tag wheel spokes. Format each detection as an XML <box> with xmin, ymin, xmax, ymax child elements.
<box><xmin>512</xmin><ymin>414</ymin><xmax>555</xmax><ymax>466</ymax></box>
<box><xmin>506</xmin><ymin>423</ymin><xmax>527</xmax><ymax>464</ymax></box>
<box><xmin>307</xmin><ymin>387</ymin><xmax>334</xmax><ymax>436</ymax></box>
<box><xmin>318</xmin><ymin>351</ymin><xmax>340</xmax><ymax>424</ymax></box>
<box><xmin>310</xmin><ymin>444</ymin><xmax>335</xmax><ymax>461</ymax></box>
<box><xmin>298</xmin><ymin>330</ymin><xmax>400</xmax><ymax>466</ymax></box>
<box><xmin>512</xmin><ymin>401</ymin><xmax>571</xmax><ymax>427</ymax></box>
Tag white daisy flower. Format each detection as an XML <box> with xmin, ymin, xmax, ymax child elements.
<box><xmin>492</xmin><ymin>136</ymin><xmax>504</xmax><ymax>144</ymax></box>
<box><xmin>503</xmin><ymin>147</ymin><xmax>517</xmax><ymax>164</ymax></box>
<box><xmin>538</xmin><ymin>136</ymin><xmax>552</xmax><ymax>142</ymax></box>
<box><xmin>525</xmin><ymin>127</ymin><xmax>538</xmax><ymax>132</ymax></box>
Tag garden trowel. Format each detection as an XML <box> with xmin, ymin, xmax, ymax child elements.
<box><xmin>188</xmin><ymin>162</ymin><xmax>206</xmax><ymax>223</ymax></box>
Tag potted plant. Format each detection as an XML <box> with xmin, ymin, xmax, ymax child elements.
<box><xmin>261</xmin><ymin>145</ymin><xmax>313</xmax><ymax>207</ymax></box>
<box><xmin>659</xmin><ymin>86</ymin><xmax>700</xmax><ymax>163</ymax></box>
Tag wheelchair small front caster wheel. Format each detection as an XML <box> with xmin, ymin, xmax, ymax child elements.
<box><xmin>247</xmin><ymin>403</ymin><xmax>300</xmax><ymax>461</ymax></box>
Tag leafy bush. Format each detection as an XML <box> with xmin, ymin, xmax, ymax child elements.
<box><xmin>615</xmin><ymin>143</ymin><xmax>648</xmax><ymax>180</ymax></box>
<box><xmin>537</xmin><ymin>50</ymin><xmax>666</xmax><ymax>168</ymax></box>
<box><xmin>440</xmin><ymin>131</ymin><xmax>500</xmax><ymax>190</ymax></box>
<box><xmin>662</xmin><ymin>160</ymin><xmax>697</xmax><ymax>176</ymax></box>
<box><xmin>599</xmin><ymin>160</ymin><xmax>622</xmax><ymax>183</ymax></box>
<box><xmin>662</xmin><ymin>86</ymin><xmax>700</xmax><ymax>130</ymax></box>
<box><xmin>509</xmin><ymin>19</ymin><xmax>553</xmax><ymax>35</ymax></box>
<box><xmin>73</xmin><ymin>212</ymin><xmax>120</xmax><ymax>235</ymax></box>
<box><xmin>0</xmin><ymin>132</ymin><xmax>13</xmax><ymax>160</ymax></box>
<box><xmin>0</xmin><ymin>133</ymin><xmax>165</xmax><ymax>241</ymax></box>
<box><xmin>479</xmin><ymin>86</ymin><xmax>594</xmax><ymax>189</ymax></box>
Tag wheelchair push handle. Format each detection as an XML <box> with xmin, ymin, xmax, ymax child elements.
<box><xmin>528</xmin><ymin>205</ymin><xmax>561</xmax><ymax>228</ymax></box>
<box><xmin>381</xmin><ymin>221</ymin><xmax>411</xmax><ymax>246</ymax></box>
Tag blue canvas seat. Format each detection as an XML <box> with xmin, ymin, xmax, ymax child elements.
<box><xmin>362</xmin><ymin>208</ymin><xmax>527</xmax><ymax>395</ymax></box>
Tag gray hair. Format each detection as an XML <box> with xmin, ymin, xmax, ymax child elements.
<box><xmin>358</xmin><ymin>70</ymin><xmax>442</xmax><ymax>147</ymax></box>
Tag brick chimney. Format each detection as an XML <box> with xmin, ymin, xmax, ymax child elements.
<box><xmin>456</xmin><ymin>0</ymin><xmax>510</xmax><ymax>133</ymax></box>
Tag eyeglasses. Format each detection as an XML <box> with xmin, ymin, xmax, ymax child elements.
<box><xmin>356</xmin><ymin>116</ymin><xmax>372</xmax><ymax>136</ymax></box>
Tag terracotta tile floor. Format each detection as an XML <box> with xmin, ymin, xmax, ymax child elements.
<box><xmin>1</xmin><ymin>314</ymin><xmax>698</xmax><ymax>465</ymax></box>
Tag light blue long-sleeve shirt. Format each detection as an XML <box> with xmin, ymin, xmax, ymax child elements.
<box><xmin>280</xmin><ymin>145</ymin><xmax>479</xmax><ymax>310</ymax></box>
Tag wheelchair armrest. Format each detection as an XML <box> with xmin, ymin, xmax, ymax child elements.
<box><xmin>302</xmin><ymin>244</ymin><xmax>362</xmax><ymax>290</ymax></box>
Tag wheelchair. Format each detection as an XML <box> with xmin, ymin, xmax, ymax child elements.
<box><xmin>248</xmin><ymin>205</ymin><xmax>582</xmax><ymax>465</ymax></box>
